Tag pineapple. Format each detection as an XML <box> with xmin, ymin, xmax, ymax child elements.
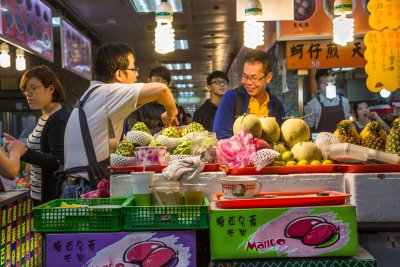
<box><xmin>360</xmin><ymin>121</ymin><xmax>387</xmax><ymax>150</ymax></box>
<box><xmin>333</xmin><ymin>120</ymin><xmax>360</xmax><ymax>145</ymax></box>
<box><xmin>386</xmin><ymin>118</ymin><xmax>400</xmax><ymax>153</ymax></box>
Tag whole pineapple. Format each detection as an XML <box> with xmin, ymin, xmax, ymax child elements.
<box><xmin>385</xmin><ymin>118</ymin><xmax>400</xmax><ymax>153</ymax></box>
<box><xmin>360</xmin><ymin>121</ymin><xmax>387</xmax><ymax>150</ymax></box>
<box><xmin>333</xmin><ymin>120</ymin><xmax>360</xmax><ymax>145</ymax></box>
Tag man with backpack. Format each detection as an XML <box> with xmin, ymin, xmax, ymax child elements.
<box><xmin>213</xmin><ymin>50</ymin><xmax>285</xmax><ymax>140</ymax></box>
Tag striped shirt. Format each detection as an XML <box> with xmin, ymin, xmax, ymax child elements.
<box><xmin>27</xmin><ymin>115</ymin><xmax>48</xmax><ymax>201</ymax></box>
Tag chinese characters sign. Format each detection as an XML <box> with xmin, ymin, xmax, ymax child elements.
<box><xmin>286</xmin><ymin>39</ymin><xmax>366</xmax><ymax>69</ymax></box>
<box><xmin>0</xmin><ymin>0</ymin><xmax>54</xmax><ymax>62</ymax></box>
<box><xmin>368</xmin><ymin>0</ymin><xmax>400</xmax><ymax>30</ymax></box>
<box><xmin>60</xmin><ymin>18</ymin><xmax>92</xmax><ymax>80</ymax></box>
<box><xmin>364</xmin><ymin>29</ymin><xmax>400</xmax><ymax>92</ymax></box>
<box><xmin>277</xmin><ymin>0</ymin><xmax>371</xmax><ymax>41</ymax></box>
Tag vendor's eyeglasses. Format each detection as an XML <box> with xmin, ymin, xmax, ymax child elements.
<box><xmin>21</xmin><ymin>85</ymin><xmax>44</xmax><ymax>95</ymax></box>
<box><xmin>126</xmin><ymin>67</ymin><xmax>139</xmax><ymax>72</ymax></box>
<box><xmin>241</xmin><ymin>74</ymin><xmax>266</xmax><ymax>83</ymax></box>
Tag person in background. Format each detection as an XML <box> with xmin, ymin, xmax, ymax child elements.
<box><xmin>3</xmin><ymin>65</ymin><xmax>70</xmax><ymax>205</ymax></box>
<box><xmin>213</xmin><ymin>50</ymin><xmax>285</xmax><ymax>140</ymax></box>
<box><xmin>186</xmin><ymin>113</ymin><xmax>193</xmax><ymax>124</ymax></box>
<box><xmin>0</xmin><ymin>144</ymin><xmax>22</xmax><ymax>180</ymax></box>
<box><xmin>61</xmin><ymin>42</ymin><xmax>178</xmax><ymax>198</ymax></box>
<box><xmin>193</xmin><ymin>70</ymin><xmax>229</xmax><ymax>132</ymax></box>
<box><xmin>352</xmin><ymin>101</ymin><xmax>391</xmax><ymax>134</ymax></box>
<box><xmin>177</xmin><ymin>105</ymin><xmax>188</xmax><ymax>125</ymax></box>
<box><xmin>124</xmin><ymin>66</ymin><xmax>172</xmax><ymax>135</ymax></box>
<box><xmin>304</xmin><ymin>69</ymin><xmax>350</xmax><ymax>133</ymax></box>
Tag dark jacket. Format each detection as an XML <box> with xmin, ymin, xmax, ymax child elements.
<box><xmin>193</xmin><ymin>99</ymin><xmax>218</xmax><ymax>132</ymax></box>
<box><xmin>213</xmin><ymin>86</ymin><xmax>285</xmax><ymax>140</ymax></box>
<box><xmin>21</xmin><ymin>106</ymin><xmax>69</xmax><ymax>203</ymax></box>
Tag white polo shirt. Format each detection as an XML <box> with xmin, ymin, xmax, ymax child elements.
<box><xmin>64</xmin><ymin>81</ymin><xmax>144</xmax><ymax>179</ymax></box>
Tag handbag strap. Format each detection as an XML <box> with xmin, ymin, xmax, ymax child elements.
<box><xmin>74</xmin><ymin>85</ymin><xmax>107</xmax><ymax>189</ymax></box>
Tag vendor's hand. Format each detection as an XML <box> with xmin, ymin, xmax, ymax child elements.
<box><xmin>7</xmin><ymin>140</ymin><xmax>27</xmax><ymax>156</ymax></box>
<box><xmin>2</xmin><ymin>133</ymin><xmax>17</xmax><ymax>152</ymax></box>
<box><xmin>161</xmin><ymin>111</ymin><xmax>179</xmax><ymax>126</ymax></box>
<box><xmin>370</xmin><ymin>111</ymin><xmax>382</xmax><ymax>122</ymax></box>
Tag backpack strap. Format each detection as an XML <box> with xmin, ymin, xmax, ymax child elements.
<box><xmin>235</xmin><ymin>87</ymin><xmax>245</xmax><ymax>118</ymax></box>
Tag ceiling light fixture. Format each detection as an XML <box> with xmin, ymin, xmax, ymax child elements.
<box><xmin>130</xmin><ymin>0</ymin><xmax>182</xmax><ymax>13</ymax></box>
<box><xmin>155</xmin><ymin>0</ymin><xmax>175</xmax><ymax>54</ymax></box>
<box><xmin>0</xmin><ymin>42</ymin><xmax>11</xmax><ymax>68</ymax></box>
<box><xmin>380</xmin><ymin>89</ymin><xmax>391</xmax><ymax>98</ymax></box>
<box><xmin>15</xmin><ymin>48</ymin><xmax>26</xmax><ymax>71</ymax></box>
<box><xmin>333</xmin><ymin>0</ymin><xmax>354</xmax><ymax>46</ymax></box>
<box><xmin>243</xmin><ymin>0</ymin><xmax>264</xmax><ymax>49</ymax></box>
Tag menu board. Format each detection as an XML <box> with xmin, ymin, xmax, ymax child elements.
<box><xmin>0</xmin><ymin>0</ymin><xmax>53</xmax><ymax>62</ymax></box>
<box><xmin>277</xmin><ymin>0</ymin><xmax>371</xmax><ymax>41</ymax></box>
<box><xmin>60</xmin><ymin>17</ymin><xmax>92</xmax><ymax>80</ymax></box>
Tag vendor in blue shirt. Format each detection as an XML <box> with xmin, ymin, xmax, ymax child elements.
<box><xmin>213</xmin><ymin>50</ymin><xmax>285</xmax><ymax>140</ymax></box>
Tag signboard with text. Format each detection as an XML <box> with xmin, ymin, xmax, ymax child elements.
<box><xmin>277</xmin><ymin>0</ymin><xmax>371</xmax><ymax>41</ymax></box>
<box><xmin>0</xmin><ymin>0</ymin><xmax>53</xmax><ymax>62</ymax></box>
<box><xmin>60</xmin><ymin>17</ymin><xmax>92</xmax><ymax>80</ymax></box>
<box><xmin>286</xmin><ymin>39</ymin><xmax>367</xmax><ymax>69</ymax></box>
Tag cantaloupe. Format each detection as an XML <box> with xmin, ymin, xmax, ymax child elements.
<box><xmin>259</xmin><ymin>117</ymin><xmax>280</xmax><ymax>143</ymax></box>
<box><xmin>233</xmin><ymin>113</ymin><xmax>262</xmax><ymax>138</ymax></box>
<box><xmin>281</xmin><ymin>118</ymin><xmax>310</xmax><ymax>148</ymax></box>
<box><xmin>291</xmin><ymin>141</ymin><xmax>322</xmax><ymax>162</ymax></box>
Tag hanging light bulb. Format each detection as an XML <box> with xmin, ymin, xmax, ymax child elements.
<box><xmin>326</xmin><ymin>74</ymin><xmax>337</xmax><ymax>99</ymax></box>
<box><xmin>380</xmin><ymin>89</ymin><xmax>391</xmax><ymax>98</ymax></box>
<box><xmin>332</xmin><ymin>0</ymin><xmax>354</xmax><ymax>46</ymax></box>
<box><xmin>0</xmin><ymin>42</ymin><xmax>11</xmax><ymax>68</ymax></box>
<box><xmin>16</xmin><ymin>48</ymin><xmax>26</xmax><ymax>71</ymax></box>
<box><xmin>243</xmin><ymin>0</ymin><xmax>264</xmax><ymax>49</ymax></box>
<box><xmin>155</xmin><ymin>0</ymin><xmax>175</xmax><ymax>54</ymax></box>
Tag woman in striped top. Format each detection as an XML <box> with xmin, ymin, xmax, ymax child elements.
<box><xmin>3</xmin><ymin>65</ymin><xmax>69</xmax><ymax>205</ymax></box>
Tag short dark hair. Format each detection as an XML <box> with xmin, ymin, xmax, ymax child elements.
<box><xmin>207</xmin><ymin>70</ymin><xmax>229</xmax><ymax>85</ymax></box>
<box><xmin>93</xmin><ymin>42</ymin><xmax>135</xmax><ymax>82</ymax></box>
<box><xmin>244</xmin><ymin>50</ymin><xmax>272</xmax><ymax>74</ymax></box>
<box><xmin>353</xmin><ymin>101</ymin><xmax>368</xmax><ymax>119</ymax></box>
<box><xmin>19</xmin><ymin>65</ymin><xmax>65</xmax><ymax>103</ymax></box>
<box><xmin>315</xmin><ymin>69</ymin><xmax>330</xmax><ymax>82</ymax></box>
<box><xmin>149</xmin><ymin>66</ymin><xmax>171</xmax><ymax>84</ymax></box>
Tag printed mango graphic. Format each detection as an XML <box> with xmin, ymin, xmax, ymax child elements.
<box><xmin>123</xmin><ymin>240</ymin><xmax>179</xmax><ymax>267</ymax></box>
<box><xmin>284</xmin><ymin>216</ymin><xmax>340</xmax><ymax>248</ymax></box>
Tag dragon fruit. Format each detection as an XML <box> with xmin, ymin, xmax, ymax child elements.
<box><xmin>252</xmin><ymin>138</ymin><xmax>271</xmax><ymax>151</ymax></box>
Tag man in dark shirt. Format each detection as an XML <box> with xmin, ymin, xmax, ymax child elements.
<box><xmin>124</xmin><ymin>66</ymin><xmax>172</xmax><ymax>135</ymax></box>
<box><xmin>193</xmin><ymin>71</ymin><xmax>229</xmax><ymax>131</ymax></box>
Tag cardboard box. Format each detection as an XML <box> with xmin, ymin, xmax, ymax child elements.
<box><xmin>210</xmin><ymin>203</ymin><xmax>358</xmax><ymax>260</ymax></box>
<box><xmin>44</xmin><ymin>231</ymin><xmax>196</xmax><ymax>267</ymax></box>
<box><xmin>345</xmin><ymin>172</ymin><xmax>400</xmax><ymax>222</ymax></box>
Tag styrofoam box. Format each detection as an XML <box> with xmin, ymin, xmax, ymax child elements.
<box><xmin>345</xmin><ymin>172</ymin><xmax>400</xmax><ymax>222</ymax></box>
<box><xmin>326</xmin><ymin>143</ymin><xmax>370</xmax><ymax>163</ymax></box>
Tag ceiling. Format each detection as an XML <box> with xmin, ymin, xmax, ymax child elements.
<box><xmin>46</xmin><ymin>0</ymin><xmax>243</xmax><ymax>101</ymax></box>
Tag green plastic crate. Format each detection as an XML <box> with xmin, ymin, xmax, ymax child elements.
<box><xmin>33</xmin><ymin>198</ymin><xmax>126</xmax><ymax>233</ymax></box>
<box><xmin>121</xmin><ymin>197</ymin><xmax>209</xmax><ymax>230</ymax></box>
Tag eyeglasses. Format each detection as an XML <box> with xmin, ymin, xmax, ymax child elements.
<box><xmin>125</xmin><ymin>67</ymin><xmax>139</xmax><ymax>72</ymax></box>
<box><xmin>21</xmin><ymin>85</ymin><xmax>44</xmax><ymax>95</ymax></box>
<box><xmin>241</xmin><ymin>74</ymin><xmax>266</xmax><ymax>83</ymax></box>
<box><xmin>211</xmin><ymin>80</ymin><xmax>228</xmax><ymax>86</ymax></box>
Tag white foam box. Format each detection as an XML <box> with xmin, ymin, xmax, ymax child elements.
<box><xmin>359</xmin><ymin>232</ymin><xmax>400</xmax><ymax>267</ymax></box>
<box><xmin>250</xmin><ymin>173</ymin><xmax>345</xmax><ymax>193</ymax></box>
<box><xmin>345</xmin><ymin>172</ymin><xmax>400</xmax><ymax>222</ymax></box>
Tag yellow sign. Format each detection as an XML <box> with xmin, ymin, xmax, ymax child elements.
<box><xmin>368</xmin><ymin>0</ymin><xmax>400</xmax><ymax>30</ymax></box>
<box><xmin>286</xmin><ymin>39</ymin><xmax>366</xmax><ymax>69</ymax></box>
<box><xmin>364</xmin><ymin>29</ymin><xmax>400</xmax><ymax>92</ymax></box>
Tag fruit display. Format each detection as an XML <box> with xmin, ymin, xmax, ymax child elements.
<box><xmin>181</xmin><ymin>122</ymin><xmax>205</xmax><ymax>136</ymax></box>
<box><xmin>162</xmin><ymin>127</ymin><xmax>180</xmax><ymax>138</ymax></box>
<box><xmin>172</xmin><ymin>139</ymin><xmax>192</xmax><ymax>155</ymax></box>
<box><xmin>386</xmin><ymin>118</ymin><xmax>400</xmax><ymax>153</ymax></box>
<box><xmin>291</xmin><ymin>141</ymin><xmax>322</xmax><ymax>162</ymax></box>
<box><xmin>131</xmin><ymin>122</ymin><xmax>151</xmax><ymax>135</ymax></box>
<box><xmin>259</xmin><ymin>117</ymin><xmax>281</xmax><ymax>143</ymax></box>
<box><xmin>148</xmin><ymin>140</ymin><xmax>163</xmax><ymax>147</ymax></box>
<box><xmin>280</xmin><ymin>118</ymin><xmax>310</xmax><ymax>148</ymax></box>
<box><xmin>233</xmin><ymin>113</ymin><xmax>263</xmax><ymax>138</ymax></box>
<box><xmin>360</xmin><ymin>121</ymin><xmax>387</xmax><ymax>150</ymax></box>
<box><xmin>115</xmin><ymin>139</ymin><xmax>135</xmax><ymax>157</ymax></box>
<box><xmin>333</xmin><ymin>120</ymin><xmax>359</xmax><ymax>145</ymax></box>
